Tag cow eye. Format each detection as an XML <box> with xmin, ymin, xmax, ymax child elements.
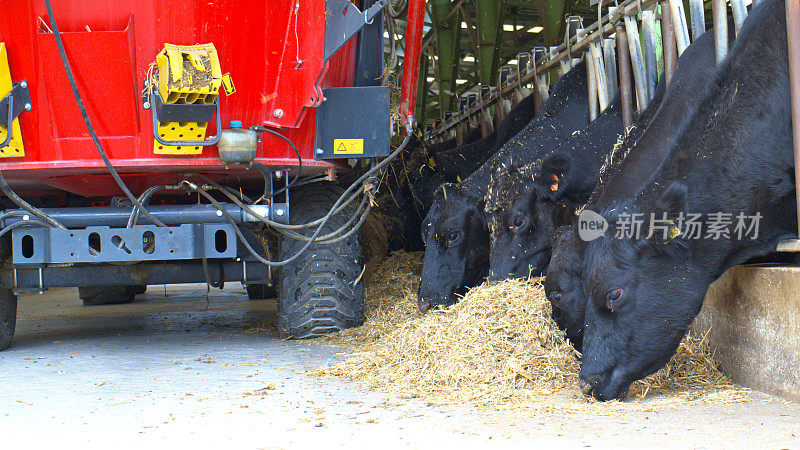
<box><xmin>447</xmin><ymin>230</ymin><xmax>461</xmax><ymax>244</ymax></box>
<box><xmin>605</xmin><ymin>288</ymin><xmax>624</xmax><ymax>310</ymax></box>
<box><xmin>548</xmin><ymin>291</ymin><xmax>562</xmax><ymax>306</ymax></box>
<box><xmin>510</xmin><ymin>213</ymin><xmax>527</xmax><ymax>231</ymax></box>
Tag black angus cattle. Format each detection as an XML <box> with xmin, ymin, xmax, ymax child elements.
<box><xmin>380</xmin><ymin>132</ymin><xmax>476</xmax><ymax>252</ymax></box>
<box><xmin>490</xmin><ymin>90</ymin><xmax>540</xmax><ymax>154</ymax></box>
<box><xmin>384</xmin><ymin>90</ymin><xmax>541</xmax><ymax>252</ymax></box>
<box><xmin>417</xmin><ymin>61</ymin><xmax>590</xmax><ymax>312</ymax></box>
<box><xmin>485</xmin><ymin>94</ymin><xmax>626</xmax><ymax>282</ymax></box>
<box><xmin>542</xmin><ymin>24</ymin><xmax>731</xmax><ymax>352</ymax></box>
<box><xmin>406</xmin><ymin>133</ymin><xmax>498</xmax><ymax>237</ymax></box>
<box><xmin>579</xmin><ymin>0</ymin><xmax>796</xmax><ymax>401</ymax></box>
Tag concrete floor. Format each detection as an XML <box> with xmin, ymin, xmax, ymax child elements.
<box><xmin>1</xmin><ymin>285</ymin><xmax>798</xmax><ymax>449</ymax></box>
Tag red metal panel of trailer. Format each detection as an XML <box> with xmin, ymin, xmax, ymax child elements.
<box><xmin>0</xmin><ymin>0</ymin><xmax>364</xmax><ymax>196</ymax></box>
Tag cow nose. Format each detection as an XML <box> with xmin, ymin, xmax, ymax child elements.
<box><xmin>579</xmin><ymin>378</ymin><xmax>595</xmax><ymax>397</ymax></box>
<box><xmin>579</xmin><ymin>373</ymin><xmax>605</xmax><ymax>398</ymax></box>
<box><xmin>417</xmin><ymin>297</ymin><xmax>432</xmax><ymax>312</ymax></box>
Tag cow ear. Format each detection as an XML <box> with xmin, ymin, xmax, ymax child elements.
<box><xmin>538</xmin><ymin>154</ymin><xmax>571</xmax><ymax>201</ymax></box>
<box><xmin>654</xmin><ymin>181</ymin><xmax>688</xmax><ymax>220</ymax></box>
<box><xmin>638</xmin><ymin>182</ymin><xmax>689</xmax><ymax>251</ymax></box>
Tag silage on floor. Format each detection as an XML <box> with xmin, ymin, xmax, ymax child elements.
<box><xmin>313</xmin><ymin>251</ymin><xmax>749</xmax><ymax>407</ymax></box>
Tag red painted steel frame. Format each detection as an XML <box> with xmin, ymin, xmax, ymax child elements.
<box><xmin>0</xmin><ymin>0</ymin><xmax>362</xmax><ymax>196</ymax></box>
<box><xmin>399</xmin><ymin>0</ymin><xmax>425</xmax><ymax>132</ymax></box>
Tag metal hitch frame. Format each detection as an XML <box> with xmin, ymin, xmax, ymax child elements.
<box><xmin>0</xmin><ymin>80</ymin><xmax>31</xmax><ymax>148</ymax></box>
<box><xmin>4</xmin><ymin>259</ymin><xmax>271</xmax><ymax>292</ymax></box>
<box><xmin>11</xmin><ymin>223</ymin><xmax>238</xmax><ymax>265</ymax></box>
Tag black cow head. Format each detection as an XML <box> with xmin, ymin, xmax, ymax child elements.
<box><xmin>417</xmin><ymin>183</ymin><xmax>490</xmax><ymax>312</ymax></box>
<box><xmin>486</xmin><ymin>156</ymin><xmax>575</xmax><ymax>282</ymax></box>
<box><xmin>543</xmin><ymin>226</ymin><xmax>586</xmax><ymax>351</ymax></box>
<box><xmin>579</xmin><ymin>183</ymin><xmax>702</xmax><ymax>401</ymax></box>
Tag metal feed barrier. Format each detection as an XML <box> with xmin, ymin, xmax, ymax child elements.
<box><xmin>426</xmin><ymin>0</ymin><xmax>800</xmax><ymax>253</ymax></box>
<box><xmin>424</xmin><ymin>0</ymin><xmax>758</xmax><ymax>143</ymax></box>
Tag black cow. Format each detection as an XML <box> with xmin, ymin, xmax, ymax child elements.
<box><xmin>417</xmin><ymin>61</ymin><xmax>590</xmax><ymax>312</ymax></box>
<box><xmin>543</xmin><ymin>23</ymin><xmax>731</xmax><ymax>352</ymax></box>
<box><xmin>486</xmin><ymin>94</ymin><xmax>626</xmax><ymax>282</ymax></box>
<box><xmin>490</xmin><ymin>90</ymin><xmax>541</xmax><ymax>154</ymax></box>
<box><xmin>580</xmin><ymin>0</ymin><xmax>796</xmax><ymax>401</ymax></box>
<box><xmin>407</xmin><ymin>133</ymin><xmax>498</xmax><ymax>228</ymax></box>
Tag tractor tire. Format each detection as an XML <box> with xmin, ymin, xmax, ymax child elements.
<box><xmin>0</xmin><ymin>286</ymin><xmax>17</xmax><ymax>351</ymax></box>
<box><xmin>277</xmin><ymin>182</ymin><xmax>365</xmax><ymax>338</ymax></box>
<box><xmin>133</xmin><ymin>285</ymin><xmax>147</xmax><ymax>295</ymax></box>
<box><xmin>79</xmin><ymin>286</ymin><xmax>136</xmax><ymax>306</ymax></box>
<box><xmin>246</xmin><ymin>283</ymin><xmax>278</xmax><ymax>300</ymax></box>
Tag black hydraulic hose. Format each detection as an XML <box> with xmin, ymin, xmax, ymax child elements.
<box><xmin>180</xmin><ymin>136</ymin><xmax>408</xmax><ymax>265</ymax></box>
<box><xmin>43</xmin><ymin>0</ymin><xmax>165</xmax><ymax>228</ymax></box>
<box><xmin>182</xmin><ymin>173</ymin><xmax>255</xmax><ymax>204</ymax></box>
<box><xmin>209</xmin><ymin>135</ymin><xmax>408</xmax><ymax>234</ymax></box>
<box><xmin>127</xmin><ymin>184</ymin><xmax>181</xmax><ymax>227</ymax></box>
<box><xmin>251</xmin><ymin>126</ymin><xmax>302</xmax><ymax>198</ymax></box>
<box><xmin>199</xmin><ymin>173</ymin><xmax>365</xmax><ymax>231</ymax></box>
<box><xmin>279</xmin><ymin>194</ymin><xmax>369</xmax><ymax>243</ymax></box>
<box><xmin>0</xmin><ymin>218</ymin><xmax>51</xmax><ymax>238</ymax></box>
<box><xmin>0</xmin><ymin>175</ymin><xmax>66</xmax><ymax>229</ymax></box>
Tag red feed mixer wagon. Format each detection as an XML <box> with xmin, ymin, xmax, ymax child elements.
<box><xmin>0</xmin><ymin>0</ymin><xmax>426</xmax><ymax>349</ymax></box>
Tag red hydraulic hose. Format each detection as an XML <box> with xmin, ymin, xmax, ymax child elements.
<box><xmin>399</xmin><ymin>0</ymin><xmax>426</xmax><ymax>133</ymax></box>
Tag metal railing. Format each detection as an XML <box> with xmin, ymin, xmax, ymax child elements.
<box><xmin>424</xmin><ymin>0</ymin><xmax>752</xmax><ymax>144</ymax></box>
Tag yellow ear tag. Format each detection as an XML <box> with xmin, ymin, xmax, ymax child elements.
<box><xmin>456</xmin><ymin>175</ymin><xmax>462</xmax><ymax>183</ymax></box>
<box><xmin>668</xmin><ymin>223</ymin><xmax>681</xmax><ymax>240</ymax></box>
<box><xmin>427</xmin><ymin>156</ymin><xmax>437</xmax><ymax>169</ymax></box>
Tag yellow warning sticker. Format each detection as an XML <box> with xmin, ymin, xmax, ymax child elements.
<box><xmin>221</xmin><ymin>73</ymin><xmax>236</xmax><ymax>95</ymax></box>
<box><xmin>333</xmin><ymin>139</ymin><xmax>364</xmax><ymax>155</ymax></box>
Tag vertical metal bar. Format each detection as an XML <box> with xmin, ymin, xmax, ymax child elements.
<box><xmin>616</xmin><ymin>24</ymin><xmax>635</xmax><ymax>128</ymax></box>
<box><xmin>586</xmin><ymin>52</ymin><xmax>598</xmax><ymax>121</ymax></box>
<box><xmin>533</xmin><ymin>46</ymin><xmax>548</xmax><ymax>111</ymax></box>
<box><xmin>712</xmin><ymin>0</ymin><xmax>729</xmax><ymax>64</ymax></box>
<box><xmin>624</xmin><ymin>16</ymin><xmax>649</xmax><ymax>113</ymax></box>
<box><xmin>516</xmin><ymin>52</ymin><xmax>532</xmax><ymax>98</ymax></box>
<box><xmin>430</xmin><ymin>0</ymin><xmax>458</xmax><ymax>114</ymax></box>
<box><xmin>416</xmin><ymin>54</ymin><xmax>429</xmax><ymax>124</ymax></box>
<box><xmin>662</xmin><ymin>1</ymin><xmax>678</xmax><ymax>87</ymax></box>
<box><xmin>475</xmin><ymin>0</ymin><xmax>501</xmax><ymax>84</ymax></box>
<box><xmin>669</xmin><ymin>0</ymin><xmax>691</xmax><ymax>55</ymax></box>
<box><xmin>730</xmin><ymin>0</ymin><xmax>749</xmax><ymax>35</ymax></box>
<box><xmin>539</xmin><ymin>0</ymin><xmax>568</xmax><ymax>45</ymax></box>
<box><xmin>590</xmin><ymin>42</ymin><xmax>610</xmax><ymax>112</ymax></box>
<box><xmin>399</xmin><ymin>0</ymin><xmax>426</xmax><ymax>132</ymax></box>
<box><xmin>642</xmin><ymin>10</ymin><xmax>659</xmax><ymax>100</ymax></box>
<box><xmin>690</xmin><ymin>0</ymin><xmax>706</xmax><ymax>41</ymax></box>
<box><xmin>603</xmin><ymin>38</ymin><xmax>618</xmax><ymax>97</ymax></box>
<box><xmin>786</xmin><ymin>0</ymin><xmax>800</xmax><ymax>238</ymax></box>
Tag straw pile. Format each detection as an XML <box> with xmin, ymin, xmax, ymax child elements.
<box><xmin>313</xmin><ymin>251</ymin><xmax>749</xmax><ymax>407</ymax></box>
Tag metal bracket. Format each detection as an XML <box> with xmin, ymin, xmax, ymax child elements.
<box><xmin>0</xmin><ymin>81</ymin><xmax>31</xmax><ymax>149</ymax></box>
<box><xmin>149</xmin><ymin>90</ymin><xmax>222</xmax><ymax>147</ymax></box>
<box><xmin>11</xmin><ymin>223</ymin><xmax>237</xmax><ymax>265</ymax></box>
<box><xmin>324</xmin><ymin>0</ymin><xmax>387</xmax><ymax>61</ymax></box>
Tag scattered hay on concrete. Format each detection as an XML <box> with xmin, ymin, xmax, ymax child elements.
<box><xmin>313</xmin><ymin>252</ymin><xmax>749</xmax><ymax>407</ymax></box>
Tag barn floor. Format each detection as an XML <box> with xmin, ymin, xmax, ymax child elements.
<box><xmin>1</xmin><ymin>286</ymin><xmax>798</xmax><ymax>448</ymax></box>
